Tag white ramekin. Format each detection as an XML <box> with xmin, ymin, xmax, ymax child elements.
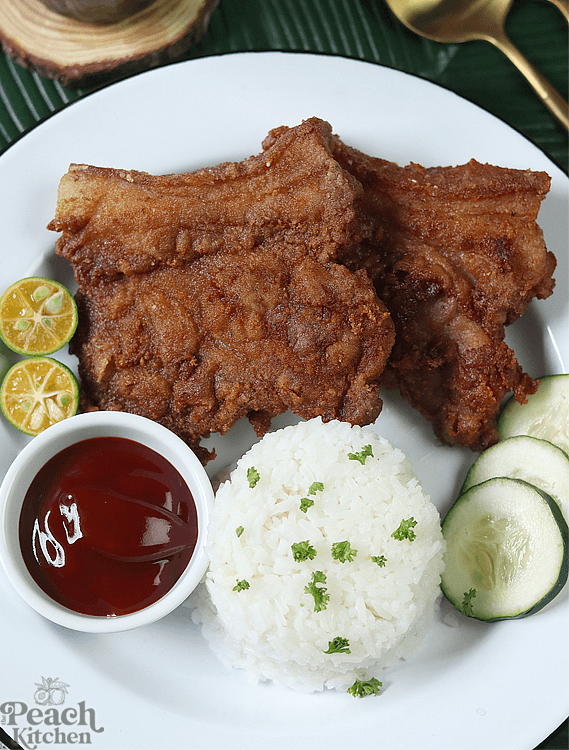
<box><xmin>0</xmin><ymin>411</ymin><xmax>213</xmax><ymax>633</ymax></box>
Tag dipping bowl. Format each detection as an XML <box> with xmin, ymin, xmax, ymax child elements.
<box><xmin>0</xmin><ymin>411</ymin><xmax>213</xmax><ymax>633</ymax></box>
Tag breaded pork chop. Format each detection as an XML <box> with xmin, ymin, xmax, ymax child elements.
<box><xmin>71</xmin><ymin>253</ymin><xmax>394</xmax><ymax>462</ymax></box>
<box><xmin>48</xmin><ymin>118</ymin><xmax>371</xmax><ymax>286</ymax></box>
<box><xmin>330</xmin><ymin>139</ymin><xmax>555</xmax><ymax>451</ymax></box>
<box><xmin>49</xmin><ymin>119</ymin><xmax>395</xmax><ymax>461</ymax></box>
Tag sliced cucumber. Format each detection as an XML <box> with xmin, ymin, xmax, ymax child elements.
<box><xmin>460</xmin><ymin>435</ymin><xmax>569</xmax><ymax>524</ymax></box>
<box><xmin>441</xmin><ymin>477</ymin><xmax>568</xmax><ymax>621</ymax></box>
<box><xmin>498</xmin><ymin>374</ymin><xmax>569</xmax><ymax>456</ymax></box>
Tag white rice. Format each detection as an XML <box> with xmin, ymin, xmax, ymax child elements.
<box><xmin>191</xmin><ymin>418</ymin><xmax>445</xmax><ymax>693</ymax></box>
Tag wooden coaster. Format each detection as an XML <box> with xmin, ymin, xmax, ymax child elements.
<box><xmin>0</xmin><ymin>0</ymin><xmax>220</xmax><ymax>84</ymax></box>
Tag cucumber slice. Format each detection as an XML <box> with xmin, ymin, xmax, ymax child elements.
<box><xmin>441</xmin><ymin>477</ymin><xmax>568</xmax><ymax>621</ymax></box>
<box><xmin>460</xmin><ymin>435</ymin><xmax>569</xmax><ymax>524</ymax></box>
<box><xmin>498</xmin><ymin>374</ymin><xmax>569</xmax><ymax>455</ymax></box>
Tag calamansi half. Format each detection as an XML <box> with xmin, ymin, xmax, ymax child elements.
<box><xmin>1</xmin><ymin>357</ymin><xmax>79</xmax><ymax>436</ymax></box>
<box><xmin>0</xmin><ymin>277</ymin><xmax>78</xmax><ymax>356</ymax></box>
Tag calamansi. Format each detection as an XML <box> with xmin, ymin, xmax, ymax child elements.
<box><xmin>0</xmin><ymin>277</ymin><xmax>78</xmax><ymax>356</ymax></box>
<box><xmin>1</xmin><ymin>357</ymin><xmax>79</xmax><ymax>436</ymax></box>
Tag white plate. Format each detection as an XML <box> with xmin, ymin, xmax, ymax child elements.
<box><xmin>0</xmin><ymin>52</ymin><xmax>567</xmax><ymax>750</ymax></box>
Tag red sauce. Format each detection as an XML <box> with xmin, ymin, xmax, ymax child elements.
<box><xmin>19</xmin><ymin>437</ymin><xmax>198</xmax><ymax>617</ymax></box>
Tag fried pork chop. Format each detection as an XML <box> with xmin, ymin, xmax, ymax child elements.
<box><xmin>329</xmin><ymin>139</ymin><xmax>555</xmax><ymax>451</ymax></box>
<box><xmin>48</xmin><ymin>119</ymin><xmax>395</xmax><ymax>461</ymax></box>
<box><xmin>49</xmin><ymin>118</ymin><xmax>371</xmax><ymax>286</ymax></box>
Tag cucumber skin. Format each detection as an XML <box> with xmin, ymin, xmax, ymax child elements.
<box><xmin>441</xmin><ymin>479</ymin><xmax>569</xmax><ymax>622</ymax></box>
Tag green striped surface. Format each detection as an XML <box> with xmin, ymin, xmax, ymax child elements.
<box><xmin>0</xmin><ymin>0</ymin><xmax>566</xmax><ymax>171</ymax></box>
<box><xmin>0</xmin><ymin>2</ymin><xmax>566</xmax><ymax>749</ymax></box>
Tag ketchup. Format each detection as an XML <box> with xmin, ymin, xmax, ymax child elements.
<box><xmin>19</xmin><ymin>437</ymin><xmax>198</xmax><ymax>617</ymax></box>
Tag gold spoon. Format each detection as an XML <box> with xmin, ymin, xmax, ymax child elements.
<box><xmin>385</xmin><ymin>0</ymin><xmax>569</xmax><ymax>130</ymax></box>
<box><xmin>545</xmin><ymin>0</ymin><xmax>569</xmax><ymax>24</ymax></box>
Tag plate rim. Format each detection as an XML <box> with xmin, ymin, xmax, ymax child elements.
<box><xmin>1</xmin><ymin>50</ymin><xmax>567</xmax><ymax>175</ymax></box>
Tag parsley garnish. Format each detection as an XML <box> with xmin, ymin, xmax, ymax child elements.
<box><xmin>462</xmin><ymin>588</ymin><xmax>477</xmax><ymax>616</ymax></box>
<box><xmin>300</xmin><ymin>482</ymin><xmax>323</xmax><ymax>512</ymax></box>
<box><xmin>324</xmin><ymin>637</ymin><xmax>351</xmax><ymax>654</ymax></box>
<box><xmin>348</xmin><ymin>677</ymin><xmax>383</xmax><ymax>698</ymax></box>
<box><xmin>233</xmin><ymin>579</ymin><xmax>250</xmax><ymax>592</ymax></box>
<box><xmin>291</xmin><ymin>540</ymin><xmax>317</xmax><ymax>562</ymax></box>
<box><xmin>331</xmin><ymin>540</ymin><xmax>358</xmax><ymax>563</ymax></box>
<box><xmin>348</xmin><ymin>444</ymin><xmax>373</xmax><ymax>465</ymax></box>
<box><xmin>304</xmin><ymin>571</ymin><xmax>330</xmax><ymax>612</ymax></box>
<box><xmin>299</xmin><ymin>497</ymin><xmax>315</xmax><ymax>513</ymax></box>
<box><xmin>247</xmin><ymin>467</ymin><xmax>260</xmax><ymax>488</ymax></box>
<box><xmin>391</xmin><ymin>517</ymin><xmax>417</xmax><ymax>542</ymax></box>
<box><xmin>371</xmin><ymin>555</ymin><xmax>387</xmax><ymax>567</ymax></box>
<box><xmin>235</xmin><ymin>526</ymin><xmax>244</xmax><ymax>537</ymax></box>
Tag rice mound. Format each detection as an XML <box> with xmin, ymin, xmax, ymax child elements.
<box><xmin>191</xmin><ymin>418</ymin><xmax>445</xmax><ymax>693</ymax></box>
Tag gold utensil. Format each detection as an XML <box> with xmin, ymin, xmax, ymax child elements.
<box><xmin>545</xmin><ymin>0</ymin><xmax>569</xmax><ymax>24</ymax></box>
<box><xmin>385</xmin><ymin>0</ymin><xmax>569</xmax><ymax>130</ymax></box>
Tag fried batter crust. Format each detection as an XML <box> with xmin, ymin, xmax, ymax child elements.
<box><xmin>71</xmin><ymin>254</ymin><xmax>392</xmax><ymax>461</ymax></box>
<box><xmin>50</xmin><ymin>115</ymin><xmax>555</xmax><ymax>455</ymax></box>
<box><xmin>50</xmin><ymin>119</ymin><xmax>395</xmax><ymax>461</ymax></box>
<box><xmin>331</xmin><ymin>139</ymin><xmax>555</xmax><ymax>451</ymax></box>
<box><xmin>48</xmin><ymin>118</ymin><xmax>371</xmax><ymax>286</ymax></box>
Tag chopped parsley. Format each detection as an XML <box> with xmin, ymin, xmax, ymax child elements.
<box><xmin>233</xmin><ymin>579</ymin><xmax>250</xmax><ymax>592</ymax></box>
<box><xmin>324</xmin><ymin>637</ymin><xmax>351</xmax><ymax>654</ymax></box>
<box><xmin>347</xmin><ymin>677</ymin><xmax>383</xmax><ymax>698</ymax></box>
<box><xmin>291</xmin><ymin>540</ymin><xmax>317</xmax><ymax>562</ymax></box>
<box><xmin>331</xmin><ymin>540</ymin><xmax>358</xmax><ymax>563</ymax></box>
<box><xmin>304</xmin><ymin>571</ymin><xmax>330</xmax><ymax>612</ymax></box>
<box><xmin>246</xmin><ymin>467</ymin><xmax>260</xmax><ymax>488</ymax></box>
<box><xmin>391</xmin><ymin>517</ymin><xmax>417</xmax><ymax>542</ymax></box>
<box><xmin>235</xmin><ymin>526</ymin><xmax>244</xmax><ymax>537</ymax></box>
<box><xmin>308</xmin><ymin>481</ymin><xmax>324</xmax><ymax>495</ymax></box>
<box><xmin>462</xmin><ymin>588</ymin><xmax>477</xmax><ymax>617</ymax></box>
<box><xmin>371</xmin><ymin>555</ymin><xmax>387</xmax><ymax>567</ymax></box>
<box><xmin>300</xmin><ymin>481</ymin><xmax>323</xmax><ymax>512</ymax></box>
<box><xmin>299</xmin><ymin>497</ymin><xmax>315</xmax><ymax>513</ymax></box>
<box><xmin>348</xmin><ymin>444</ymin><xmax>373</xmax><ymax>465</ymax></box>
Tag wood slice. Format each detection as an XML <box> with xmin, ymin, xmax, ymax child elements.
<box><xmin>0</xmin><ymin>0</ymin><xmax>220</xmax><ymax>85</ymax></box>
<box><xmin>39</xmin><ymin>1</ymin><xmax>158</xmax><ymax>25</ymax></box>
